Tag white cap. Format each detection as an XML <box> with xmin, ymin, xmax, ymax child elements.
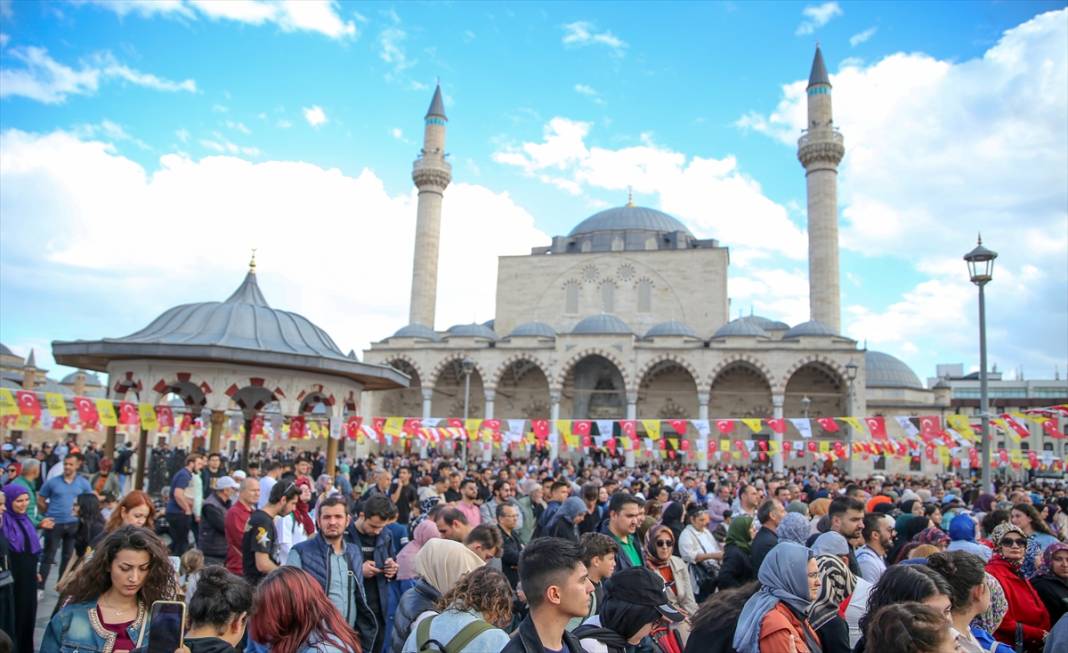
<box><xmin>1</xmin><ymin>443</ymin><xmax>13</xmax><ymax>452</ymax></box>
<box><xmin>231</xmin><ymin>470</ymin><xmax>247</xmax><ymax>480</ymax></box>
<box><xmin>216</xmin><ymin>476</ymin><xmax>240</xmax><ymax>491</ymax></box>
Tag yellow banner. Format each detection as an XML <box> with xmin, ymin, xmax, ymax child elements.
<box><xmin>818</xmin><ymin>441</ymin><xmax>831</xmax><ymax>452</ymax></box>
<box><xmin>741</xmin><ymin>418</ymin><xmax>764</xmax><ymax>433</ymax></box>
<box><xmin>14</xmin><ymin>413</ymin><xmax>34</xmax><ymax>429</ymax></box>
<box><xmin>96</xmin><ymin>399</ymin><xmax>118</xmax><ymax>427</ymax></box>
<box><xmin>841</xmin><ymin>417</ymin><xmax>863</xmax><ymax>432</ymax></box>
<box><xmin>138</xmin><ymin>403</ymin><xmax>158</xmax><ymax>430</ymax></box>
<box><xmin>555</xmin><ymin>420</ymin><xmax>572</xmax><ymax>438</ymax></box>
<box><xmin>0</xmin><ymin>389</ymin><xmax>16</xmax><ymax>417</ymax></box>
<box><xmin>384</xmin><ymin>417</ymin><xmax>404</xmax><ymax>437</ymax></box>
<box><xmin>946</xmin><ymin>415</ymin><xmax>976</xmax><ymax>441</ymax></box>
<box><xmin>720</xmin><ymin>439</ymin><xmax>730</xmax><ymax>452</ymax></box>
<box><xmin>45</xmin><ymin>393</ymin><xmax>68</xmax><ymax>417</ymax></box>
<box><xmin>641</xmin><ymin>420</ymin><xmax>661</xmax><ymax>440</ymax></box>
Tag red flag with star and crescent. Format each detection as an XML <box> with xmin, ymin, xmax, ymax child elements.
<box><xmin>816</xmin><ymin>417</ymin><xmax>839</xmax><ymax>433</ymax></box>
<box><xmin>531</xmin><ymin>419</ymin><xmax>550</xmax><ymax>439</ymax></box>
<box><xmin>572</xmin><ymin>420</ymin><xmax>592</xmax><ymax>437</ymax></box>
<box><xmin>290</xmin><ymin>416</ymin><xmax>306</xmax><ymax>439</ymax></box>
<box><xmin>864</xmin><ymin>416</ymin><xmax>888</xmax><ymax>440</ymax></box>
<box><xmin>1042</xmin><ymin>419</ymin><xmax>1066</xmax><ymax>439</ymax></box>
<box><xmin>118</xmin><ymin>402</ymin><xmax>139</xmax><ymax>426</ymax></box>
<box><xmin>345</xmin><ymin>416</ymin><xmax>363</xmax><ymax>439</ymax></box>
<box><xmin>669</xmin><ymin>419</ymin><xmax>688</xmax><ymax>436</ymax></box>
<box><xmin>919</xmin><ymin>416</ymin><xmax>941</xmax><ymax>440</ymax></box>
<box><xmin>766</xmin><ymin>418</ymin><xmax>787</xmax><ymax>434</ymax></box>
<box><xmin>620</xmin><ymin>420</ymin><xmax>638</xmax><ymax>439</ymax></box>
<box><xmin>74</xmin><ymin>396</ymin><xmax>99</xmax><ymax>429</ymax></box>
<box><xmin>156</xmin><ymin>406</ymin><xmax>174</xmax><ymax>429</ymax></box>
<box><xmin>715</xmin><ymin>419</ymin><xmax>735</xmax><ymax>435</ymax></box>
<box><xmin>1000</xmin><ymin>414</ymin><xmax>1031</xmax><ymax>439</ymax></box>
<box><xmin>15</xmin><ymin>391</ymin><xmax>41</xmax><ymax>420</ymax></box>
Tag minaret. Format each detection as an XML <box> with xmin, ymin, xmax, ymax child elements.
<box><xmin>798</xmin><ymin>46</ymin><xmax>845</xmax><ymax>332</ymax></box>
<box><xmin>408</xmin><ymin>83</ymin><xmax>452</xmax><ymax>328</ymax></box>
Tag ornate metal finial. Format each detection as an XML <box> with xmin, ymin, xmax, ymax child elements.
<box><xmin>977</xmin><ymin>232</ymin><xmax>982</xmax><ymax>245</ymax></box>
<box><xmin>249</xmin><ymin>248</ymin><xmax>257</xmax><ymax>272</ymax></box>
<box><xmin>626</xmin><ymin>186</ymin><xmax>634</xmax><ymax>207</ymax></box>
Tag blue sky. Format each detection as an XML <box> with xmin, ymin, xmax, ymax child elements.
<box><xmin>1</xmin><ymin>0</ymin><xmax>1066</xmax><ymax>385</ymax></box>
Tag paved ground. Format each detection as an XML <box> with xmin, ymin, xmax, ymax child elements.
<box><xmin>34</xmin><ymin>565</ymin><xmax>61</xmax><ymax>649</ymax></box>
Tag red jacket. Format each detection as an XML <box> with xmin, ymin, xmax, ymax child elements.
<box><xmin>986</xmin><ymin>556</ymin><xmax>1051</xmax><ymax>652</ymax></box>
<box><xmin>224</xmin><ymin>500</ymin><xmax>253</xmax><ymax>575</ymax></box>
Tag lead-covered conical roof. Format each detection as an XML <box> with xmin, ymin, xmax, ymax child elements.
<box><xmin>426</xmin><ymin>84</ymin><xmax>446</xmax><ymax>120</ymax></box>
<box><xmin>808</xmin><ymin>45</ymin><xmax>830</xmax><ymax>87</ymax></box>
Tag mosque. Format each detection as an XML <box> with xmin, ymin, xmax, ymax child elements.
<box><xmin>362</xmin><ymin>48</ymin><xmax>955</xmax><ymax>475</ymax></box>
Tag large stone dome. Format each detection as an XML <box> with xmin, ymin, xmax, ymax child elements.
<box><xmin>865</xmin><ymin>350</ymin><xmax>924</xmax><ymax>390</ymax></box>
<box><xmin>569</xmin><ymin>205</ymin><xmax>693</xmax><ymax>237</ymax></box>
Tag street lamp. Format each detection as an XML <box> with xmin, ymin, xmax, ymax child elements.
<box><xmin>801</xmin><ymin>396</ymin><xmax>811</xmax><ymax>419</ymax></box>
<box><xmin>964</xmin><ymin>235</ymin><xmax>997</xmax><ymax>492</ymax></box>
<box><xmin>845</xmin><ymin>361</ymin><xmax>858</xmax><ymax>475</ymax></box>
<box><xmin>460</xmin><ymin>357</ymin><xmax>475</xmax><ymax>469</ymax></box>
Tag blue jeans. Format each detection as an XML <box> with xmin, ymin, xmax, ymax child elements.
<box><xmin>39</xmin><ymin>521</ymin><xmax>78</xmax><ymax>589</ymax></box>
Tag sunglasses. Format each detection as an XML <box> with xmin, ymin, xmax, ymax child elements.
<box><xmin>655</xmin><ymin>540</ymin><xmax>674</xmax><ymax>548</ymax></box>
<box><xmin>1000</xmin><ymin>538</ymin><xmax>1026</xmax><ymax>548</ymax></box>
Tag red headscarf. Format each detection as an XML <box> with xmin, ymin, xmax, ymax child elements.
<box><xmin>293</xmin><ymin>477</ymin><xmax>315</xmax><ymax>536</ymax></box>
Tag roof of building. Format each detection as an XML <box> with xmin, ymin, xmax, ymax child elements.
<box><xmin>568</xmin><ymin>205</ymin><xmax>693</xmax><ymax>238</ymax></box>
<box><xmin>739</xmin><ymin>315</ymin><xmax>790</xmax><ymax>331</ymax></box>
<box><xmin>426</xmin><ymin>84</ymin><xmax>446</xmax><ymax>120</ymax></box>
<box><xmin>52</xmin><ymin>268</ymin><xmax>407</xmax><ymax>390</ymax></box>
<box><xmin>509</xmin><ymin>322</ymin><xmax>557</xmax><ymax>338</ymax></box>
<box><xmin>60</xmin><ymin>370</ymin><xmax>103</xmax><ymax>386</ymax></box>
<box><xmin>645</xmin><ymin>321</ymin><xmax>698</xmax><ymax>338</ymax></box>
<box><xmin>0</xmin><ymin>343</ymin><xmax>13</xmax><ymax>357</ymax></box>
<box><xmin>445</xmin><ymin>323</ymin><xmax>498</xmax><ymax>340</ymax></box>
<box><xmin>713</xmin><ymin>318</ymin><xmax>769</xmax><ymax>338</ymax></box>
<box><xmin>572</xmin><ymin>314</ymin><xmax>633</xmax><ymax>335</ymax></box>
<box><xmin>866</xmin><ymin>350</ymin><xmax>924</xmax><ymax>390</ymax></box>
<box><xmin>391</xmin><ymin>323</ymin><xmax>441</xmax><ymax>341</ymax></box>
<box><xmin>809</xmin><ymin>45</ymin><xmax>830</xmax><ymax>87</ymax></box>
<box><xmin>783</xmin><ymin>320</ymin><xmax>838</xmax><ymax>338</ymax></box>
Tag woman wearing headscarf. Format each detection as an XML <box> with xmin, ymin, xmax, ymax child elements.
<box><xmin>1010</xmin><ymin>503</ymin><xmax>1058</xmax><ymax>579</ymax></box>
<box><xmin>811</xmin><ymin>532</ymin><xmax>850</xmax><ymax>562</ymax></box>
<box><xmin>732</xmin><ymin>542</ymin><xmax>822</xmax><ymax>653</ymax></box>
<box><xmin>546</xmin><ymin>496</ymin><xmax>587</xmax><ymax>543</ymax></box>
<box><xmin>718</xmin><ymin>515</ymin><xmax>756</xmax><ymax>590</ymax></box>
<box><xmin>984</xmin><ymin>522</ymin><xmax>1050</xmax><ymax>652</ymax></box>
<box><xmin>645</xmin><ymin>523</ymin><xmax>698</xmax><ymax>644</ymax></box>
<box><xmin>947</xmin><ymin>514</ymin><xmax>993</xmax><ymax>561</ymax></box>
<box><xmin>778</xmin><ymin>513</ymin><xmax>810</xmax><ymax>547</ymax></box>
<box><xmin>1030</xmin><ymin>541</ymin><xmax>1068</xmax><ymax>626</ymax></box>
<box><xmin>397</xmin><ymin>519</ymin><xmax>441</xmax><ymax>582</ymax></box>
<box><xmin>809</xmin><ymin>555</ymin><xmax>855</xmax><ymax>653</ymax></box>
<box><xmin>2</xmin><ymin>483</ymin><xmax>42</xmax><ymax>653</ymax></box>
<box><xmin>972</xmin><ymin>572</ymin><xmax>1014</xmax><ymax>653</ymax></box>
<box><xmin>889</xmin><ymin>514</ymin><xmax>928</xmax><ymax>564</ymax></box>
<box><xmin>661</xmin><ymin>502</ymin><xmax>685</xmax><ymax>556</ymax></box>
<box><xmin>390</xmin><ymin>538</ymin><xmax>485</xmax><ymax>653</ymax></box>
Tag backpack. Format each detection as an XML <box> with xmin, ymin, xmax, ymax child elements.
<box><xmin>415</xmin><ymin>614</ymin><xmax>494</xmax><ymax>653</ymax></box>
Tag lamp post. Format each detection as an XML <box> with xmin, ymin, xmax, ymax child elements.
<box><xmin>964</xmin><ymin>235</ymin><xmax>997</xmax><ymax>492</ymax></box>
<box><xmin>461</xmin><ymin>357</ymin><xmax>475</xmax><ymax>469</ymax></box>
<box><xmin>801</xmin><ymin>396</ymin><xmax>811</xmax><ymax>419</ymax></box>
<box><xmin>844</xmin><ymin>361</ymin><xmax>858</xmax><ymax>475</ymax></box>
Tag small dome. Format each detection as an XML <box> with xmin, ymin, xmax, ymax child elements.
<box><xmin>571</xmin><ymin>314</ymin><xmax>633</xmax><ymax>335</ymax></box>
<box><xmin>932</xmin><ymin>378</ymin><xmax>951</xmax><ymax>390</ymax></box>
<box><xmin>445</xmin><ymin>323</ymin><xmax>498</xmax><ymax>340</ymax></box>
<box><xmin>509</xmin><ymin>322</ymin><xmax>557</xmax><ymax>338</ymax></box>
<box><xmin>391</xmin><ymin>323</ymin><xmax>441</xmax><ymax>341</ymax></box>
<box><xmin>783</xmin><ymin>320</ymin><xmax>838</xmax><ymax>338</ymax></box>
<box><xmin>866</xmin><ymin>351</ymin><xmax>924</xmax><ymax>390</ymax></box>
<box><xmin>569</xmin><ymin>205</ymin><xmax>692</xmax><ymax>237</ymax></box>
<box><xmin>645</xmin><ymin>321</ymin><xmax>698</xmax><ymax>338</ymax></box>
<box><xmin>739</xmin><ymin>315</ymin><xmax>790</xmax><ymax>331</ymax></box>
<box><xmin>60</xmin><ymin>370</ymin><xmax>103</xmax><ymax>386</ymax></box>
<box><xmin>713</xmin><ymin>318</ymin><xmax>769</xmax><ymax>338</ymax></box>
<box><xmin>481</xmin><ymin>319</ymin><xmax>495</xmax><ymax>330</ymax></box>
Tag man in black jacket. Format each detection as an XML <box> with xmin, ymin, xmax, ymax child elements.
<box><xmin>749</xmin><ymin>499</ymin><xmax>784</xmax><ymax>572</ymax></box>
<box><xmin>497</xmin><ymin>501</ymin><xmax>523</xmax><ymax>589</ymax></box>
<box><xmin>502</xmin><ymin>537</ymin><xmax>591</xmax><ymax>653</ymax></box>
<box><xmin>199</xmin><ymin>475</ymin><xmax>238</xmax><ymax>566</ymax></box>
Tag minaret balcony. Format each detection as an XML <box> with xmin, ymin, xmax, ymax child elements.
<box><xmin>797</xmin><ymin>128</ymin><xmax>845</xmax><ymax>167</ymax></box>
<box><xmin>797</xmin><ymin>127</ymin><xmax>843</xmax><ymax>149</ymax></box>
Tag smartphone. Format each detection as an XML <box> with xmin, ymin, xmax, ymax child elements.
<box><xmin>146</xmin><ymin>600</ymin><xmax>186</xmax><ymax>653</ymax></box>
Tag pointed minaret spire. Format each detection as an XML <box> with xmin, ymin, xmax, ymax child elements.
<box><xmin>808</xmin><ymin>44</ymin><xmax>830</xmax><ymax>88</ymax></box>
<box><xmin>25</xmin><ymin>349</ymin><xmax>36</xmax><ymax>369</ymax></box>
<box><xmin>426</xmin><ymin>83</ymin><xmax>447</xmax><ymax>121</ymax></box>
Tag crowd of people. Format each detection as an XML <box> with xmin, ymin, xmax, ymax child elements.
<box><xmin>0</xmin><ymin>437</ymin><xmax>1066</xmax><ymax>653</ymax></box>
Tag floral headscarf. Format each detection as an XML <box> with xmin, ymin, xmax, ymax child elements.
<box><xmin>1036</xmin><ymin>541</ymin><xmax>1068</xmax><ymax>582</ymax></box>
<box><xmin>990</xmin><ymin>522</ymin><xmax>1027</xmax><ymax>572</ymax></box>
<box><xmin>971</xmin><ymin>572</ymin><xmax>1009</xmax><ymax>633</ymax></box>
<box><xmin>912</xmin><ymin>527</ymin><xmax>950</xmax><ymax>548</ymax></box>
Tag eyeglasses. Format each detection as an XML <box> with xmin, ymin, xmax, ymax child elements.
<box><xmin>655</xmin><ymin>540</ymin><xmax>674</xmax><ymax>548</ymax></box>
<box><xmin>1000</xmin><ymin>538</ymin><xmax>1026</xmax><ymax>548</ymax></box>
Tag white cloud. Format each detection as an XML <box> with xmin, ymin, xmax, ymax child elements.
<box><xmin>795</xmin><ymin>2</ymin><xmax>842</xmax><ymax>36</ymax></box>
<box><xmin>849</xmin><ymin>27</ymin><xmax>877</xmax><ymax>47</ymax></box>
<box><xmin>302</xmin><ymin>105</ymin><xmax>327</xmax><ymax>127</ymax></box>
<box><xmin>742</xmin><ymin>8</ymin><xmax>1068</xmax><ymax>375</ymax></box>
<box><xmin>0</xmin><ymin>33</ymin><xmax>9</xmax><ymax>48</ymax></box>
<box><xmin>88</xmin><ymin>0</ymin><xmax>357</xmax><ymax>40</ymax></box>
<box><xmin>389</xmin><ymin>127</ymin><xmax>411</xmax><ymax>144</ymax></box>
<box><xmin>73</xmin><ymin>120</ymin><xmax>151</xmax><ymax>150</ymax></box>
<box><xmin>379</xmin><ymin>26</ymin><xmax>415</xmax><ymax>74</ymax></box>
<box><xmin>573</xmin><ymin>83</ymin><xmax>605</xmax><ymax>105</ymax></box>
<box><xmin>561</xmin><ymin>21</ymin><xmax>627</xmax><ymax>56</ymax></box>
<box><xmin>0</xmin><ymin>46</ymin><xmax>196</xmax><ymax>104</ymax></box>
<box><xmin>175</xmin><ymin>128</ymin><xmax>190</xmax><ymax>143</ymax></box>
<box><xmin>276</xmin><ymin>119</ymin><xmax>293</xmax><ymax>129</ymax></box>
<box><xmin>198</xmin><ymin>132</ymin><xmax>260</xmax><ymax>157</ymax></box>
<box><xmin>225</xmin><ymin>120</ymin><xmax>251</xmax><ymax>135</ymax></box>
<box><xmin>0</xmin><ymin>128</ymin><xmax>547</xmax><ymax>358</ymax></box>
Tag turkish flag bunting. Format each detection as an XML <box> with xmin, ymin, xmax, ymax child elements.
<box><xmin>765</xmin><ymin>418</ymin><xmax>787</xmax><ymax>434</ymax></box>
<box><xmin>715</xmin><ymin>419</ymin><xmax>735</xmax><ymax>435</ymax></box>
<box><xmin>156</xmin><ymin>406</ymin><xmax>174</xmax><ymax>428</ymax></box>
<box><xmin>52</xmin><ymin>416</ymin><xmax>69</xmax><ymax>431</ymax></box>
<box><xmin>251</xmin><ymin>415</ymin><xmax>264</xmax><ymax>436</ymax></box>
<box><xmin>1042</xmin><ymin>419</ymin><xmax>1066</xmax><ymax>439</ymax></box>
<box><xmin>179</xmin><ymin>413</ymin><xmax>193</xmax><ymax>432</ymax></box>
<box><xmin>816</xmin><ymin>417</ymin><xmax>839</xmax><ymax>433</ymax></box>
<box><xmin>919</xmin><ymin>416</ymin><xmax>941</xmax><ymax>439</ymax></box>
<box><xmin>74</xmin><ymin>396</ymin><xmax>99</xmax><ymax>427</ymax></box>
<box><xmin>531</xmin><ymin>420</ymin><xmax>550</xmax><ymax>438</ymax></box>
<box><xmin>807</xmin><ymin>441</ymin><xmax>819</xmax><ymax>452</ymax></box>
<box><xmin>1000</xmin><ymin>414</ymin><xmax>1030</xmax><ymax>438</ymax></box>
<box><xmin>1053</xmin><ymin>405</ymin><xmax>1068</xmax><ymax>415</ymax></box>
<box><xmin>118</xmin><ymin>402</ymin><xmax>139</xmax><ymax>426</ymax></box>
<box><xmin>482</xmin><ymin>419</ymin><xmax>502</xmax><ymax>434</ymax></box>
<box><xmin>668</xmin><ymin>419</ymin><xmax>688</xmax><ymax>435</ymax></box>
<box><xmin>707</xmin><ymin>441</ymin><xmax>718</xmax><ymax>454</ymax></box>
<box><xmin>582</xmin><ymin>435</ymin><xmax>592</xmax><ymax>447</ymax></box>
<box><xmin>15</xmin><ymin>391</ymin><xmax>41</xmax><ymax>418</ymax></box>
<box><xmin>757</xmin><ymin>440</ymin><xmax>768</xmax><ymax>451</ymax></box>
<box><xmin>290</xmin><ymin>416</ymin><xmax>306</xmax><ymax>438</ymax></box>
<box><xmin>782</xmin><ymin>440</ymin><xmax>793</xmax><ymax>452</ymax></box>
<box><xmin>572</xmin><ymin>420</ymin><xmax>592</xmax><ymax>437</ymax></box>
<box><xmin>345</xmin><ymin>416</ymin><xmax>363</xmax><ymax>439</ymax></box>
<box><xmin>372</xmin><ymin>417</ymin><xmax>387</xmax><ymax>437</ymax></box>
<box><xmin>864</xmin><ymin>416</ymin><xmax>888</xmax><ymax>439</ymax></box>
<box><xmin>680</xmin><ymin>439</ymin><xmax>691</xmax><ymax>451</ymax></box>
<box><xmin>403</xmin><ymin>419</ymin><xmax>423</xmax><ymax>436</ymax></box>
<box><xmin>620</xmin><ymin>420</ymin><xmax>638</xmax><ymax>439</ymax></box>
<box><xmin>606</xmin><ymin>438</ymin><xmax>616</xmax><ymax>455</ymax></box>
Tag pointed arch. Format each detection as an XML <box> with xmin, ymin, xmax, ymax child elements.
<box><xmin>778</xmin><ymin>354</ymin><xmax>849</xmax><ymax>394</ymax></box>
<box><xmin>490</xmin><ymin>354</ymin><xmax>551</xmax><ymax>389</ymax></box>
<box><xmin>637</xmin><ymin>354</ymin><xmax>700</xmax><ymax>388</ymax></box>
<box><xmin>553</xmin><ymin>347</ymin><xmax>631</xmax><ymax>393</ymax></box>
<box><xmin>429</xmin><ymin>354</ymin><xmax>490</xmax><ymax>389</ymax></box>
<box><xmin>384</xmin><ymin>354</ymin><xmax>425</xmax><ymax>387</ymax></box>
<box><xmin>708</xmin><ymin>355</ymin><xmax>774</xmax><ymax>392</ymax></box>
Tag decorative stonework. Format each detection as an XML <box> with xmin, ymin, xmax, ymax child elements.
<box><xmin>581</xmin><ymin>263</ymin><xmax>600</xmax><ymax>282</ymax></box>
<box><xmin>708</xmin><ymin>356</ymin><xmax>774</xmax><ymax>391</ymax></box>
<box><xmin>491</xmin><ymin>354</ymin><xmax>551</xmax><ymax>388</ymax></box>
<box><xmin>777</xmin><ymin>354</ymin><xmax>851</xmax><ymax>395</ymax></box>
<box><xmin>553</xmin><ymin>347</ymin><xmax>632</xmax><ymax>392</ymax></box>
<box><xmin>637</xmin><ymin>354</ymin><xmax>700</xmax><ymax>389</ymax></box>
<box><xmin>617</xmin><ymin>263</ymin><xmax>636</xmax><ymax>281</ymax></box>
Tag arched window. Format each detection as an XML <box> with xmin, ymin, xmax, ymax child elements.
<box><xmin>600</xmin><ymin>281</ymin><xmax>617</xmax><ymax>313</ymax></box>
<box><xmin>637</xmin><ymin>278</ymin><xmax>653</xmax><ymax>313</ymax></box>
<box><xmin>565</xmin><ymin>282</ymin><xmax>579</xmax><ymax>314</ymax></box>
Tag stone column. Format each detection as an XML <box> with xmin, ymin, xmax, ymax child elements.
<box><xmin>772</xmin><ymin>394</ymin><xmax>785</xmax><ymax>473</ymax></box>
<box><xmin>420</xmin><ymin>389</ymin><xmax>433</xmax><ymax>457</ymax></box>
<box><xmin>483</xmin><ymin>389</ymin><xmax>495</xmax><ymax>463</ymax></box>
<box><xmin>208</xmin><ymin>410</ymin><xmax>226</xmax><ymax>454</ymax></box>
<box><xmin>549</xmin><ymin>392</ymin><xmax>561</xmax><ymax>461</ymax></box>
<box><xmin>697</xmin><ymin>391</ymin><xmax>710</xmax><ymax>471</ymax></box>
<box><xmin>626</xmin><ymin>393</ymin><xmax>638</xmax><ymax>467</ymax></box>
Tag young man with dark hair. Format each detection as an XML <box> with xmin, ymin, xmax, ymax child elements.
<box><xmin>202</xmin><ymin>452</ymin><xmax>227</xmax><ymax>498</ymax></box>
<box><xmin>464</xmin><ymin>523</ymin><xmax>503</xmax><ymax>562</ymax></box>
<box><xmin>164</xmin><ymin>453</ymin><xmax>205</xmax><ymax>555</ymax></box>
<box><xmin>536</xmin><ymin>481</ymin><xmax>573</xmax><ymax>536</ymax></box>
<box><xmin>856</xmin><ymin>512</ymin><xmax>893</xmax><ymax>583</ymax></box>
<box><xmin>347</xmin><ymin>494</ymin><xmax>398</xmax><ymax>653</ymax></box>
<box><xmin>288</xmin><ymin>496</ymin><xmax>378</xmax><ymax>653</ymax></box>
<box><xmin>750</xmin><ymin>498</ymin><xmax>785</xmax><ymax>572</ymax></box>
<box><xmin>567</xmin><ymin>533</ymin><xmax>619</xmax><ymax>630</ymax></box>
<box><xmin>243</xmin><ymin>479</ymin><xmax>299</xmax><ymax>585</ymax></box>
<box><xmin>733</xmin><ymin>483</ymin><xmax>761</xmax><ymax>518</ymax></box>
<box><xmin>503</xmin><ymin>537</ymin><xmax>592</xmax><ymax>653</ymax></box>
<box><xmin>37</xmin><ymin>451</ymin><xmax>92</xmax><ymax>585</ymax></box>
<box><xmin>435</xmin><ymin>506</ymin><xmax>471</xmax><ymax>542</ymax></box>
<box><xmin>455</xmin><ymin>477</ymin><xmax>482</xmax><ymax>527</ymax></box>
<box><xmin>807</xmin><ymin>495</ymin><xmax>866</xmax><ymax>575</ymax></box>
<box><xmin>480</xmin><ymin>478</ymin><xmax>515</xmax><ymax>526</ymax></box>
<box><xmin>600</xmin><ymin>492</ymin><xmax>644</xmax><ymax>572</ymax></box>
<box><xmin>578</xmin><ymin>483</ymin><xmax>602</xmax><ymax>536</ymax></box>
<box><xmin>389</xmin><ymin>465</ymin><xmax>419</xmax><ymax>526</ymax></box>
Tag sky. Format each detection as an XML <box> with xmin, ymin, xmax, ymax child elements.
<box><xmin>1</xmin><ymin>0</ymin><xmax>1066</xmax><ymax>387</ymax></box>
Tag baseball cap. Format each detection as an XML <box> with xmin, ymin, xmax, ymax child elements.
<box><xmin>604</xmin><ymin>568</ymin><xmax>685</xmax><ymax>623</ymax></box>
<box><xmin>1</xmin><ymin>443</ymin><xmax>13</xmax><ymax>452</ymax></box>
<box><xmin>231</xmin><ymin>470</ymin><xmax>247</xmax><ymax>480</ymax></box>
<box><xmin>216</xmin><ymin>476</ymin><xmax>240</xmax><ymax>491</ymax></box>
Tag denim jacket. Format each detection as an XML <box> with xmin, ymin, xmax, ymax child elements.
<box><xmin>40</xmin><ymin>599</ymin><xmax>148</xmax><ymax>653</ymax></box>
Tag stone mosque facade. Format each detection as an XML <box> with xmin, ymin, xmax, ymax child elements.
<box><xmin>363</xmin><ymin>49</ymin><xmax>954</xmax><ymax>473</ymax></box>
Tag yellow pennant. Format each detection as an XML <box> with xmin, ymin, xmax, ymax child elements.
<box><xmin>720</xmin><ymin>439</ymin><xmax>731</xmax><ymax>453</ymax></box>
<box><xmin>741</xmin><ymin>418</ymin><xmax>764</xmax><ymax>433</ymax></box>
<box><xmin>641</xmin><ymin>420</ymin><xmax>662</xmax><ymax>440</ymax></box>
<box><xmin>818</xmin><ymin>441</ymin><xmax>831</xmax><ymax>452</ymax></box>
<box><xmin>769</xmin><ymin>440</ymin><xmax>781</xmax><ymax>453</ymax></box>
<box><xmin>14</xmin><ymin>413</ymin><xmax>34</xmax><ymax>429</ymax></box>
<box><xmin>0</xmin><ymin>389</ymin><xmax>17</xmax><ymax>417</ymax></box>
<box><xmin>555</xmin><ymin>420</ymin><xmax>573</xmax><ymax>438</ymax></box>
<box><xmin>384</xmin><ymin>417</ymin><xmax>404</xmax><ymax>437</ymax></box>
<box><xmin>96</xmin><ymin>399</ymin><xmax>118</xmax><ymax>427</ymax></box>
<box><xmin>138</xmin><ymin>403</ymin><xmax>158</xmax><ymax>430</ymax></box>
<box><xmin>45</xmin><ymin>393</ymin><xmax>68</xmax><ymax>417</ymax></box>
<box><xmin>841</xmin><ymin>417</ymin><xmax>863</xmax><ymax>432</ymax></box>
<box><xmin>946</xmin><ymin>415</ymin><xmax>976</xmax><ymax>440</ymax></box>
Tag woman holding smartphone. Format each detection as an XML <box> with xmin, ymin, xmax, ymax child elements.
<box><xmin>41</xmin><ymin>525</ymin><xmax>179</xmax><ymax>653</ymax></box>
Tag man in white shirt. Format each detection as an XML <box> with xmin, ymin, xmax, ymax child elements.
<box><xmin>258</xmin><ymin>460</ymin><xmax>282</xmax><ymax>509</ymax></box>
<box><xmin>855</xmin><ymin>513</ymin><xmax>893</xmax><ymax>583</ymax></box>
